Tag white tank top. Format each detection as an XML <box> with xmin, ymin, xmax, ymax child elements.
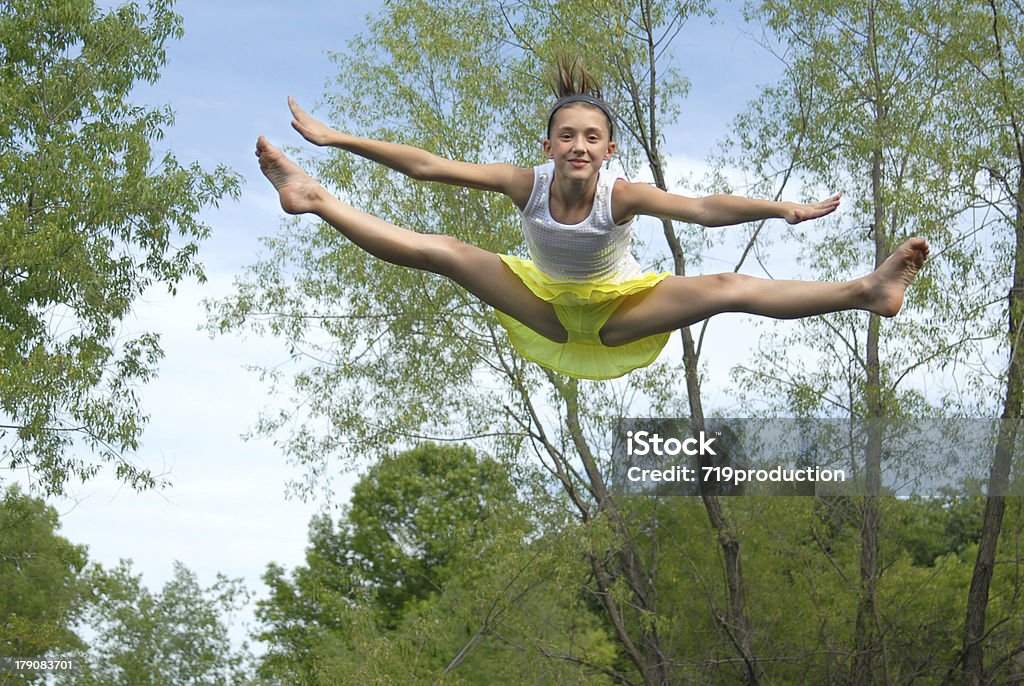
<box><xmin>518</xmin><ymin>161</ymin><xmax>643</xmax><ymax>283</ymax></box>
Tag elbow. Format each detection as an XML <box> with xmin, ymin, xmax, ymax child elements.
<box><xmin>691</xmin><ymin>200</ymin><xmax>714</xmax><ymax>227</ymax></box>
<box><xmin>408</xmin><ymin>154</ymin><xmax>448</xmax><ymax>182</ymax></box>
<box><xmin>407</xmin><ymin>160</ymin><xmax>432</xmax><ymax>181</ymax></box>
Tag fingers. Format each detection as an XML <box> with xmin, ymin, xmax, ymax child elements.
<box><xmin>786</xmin><ymin>193</ymin><xmax>841</xmax><ymax>224</ymax></box>
<box><xmin>813</xmin><ymin>194</ymin><xmax>840</xmax><ymax>216</ymax></box>
<box><xmin>288</xmin><ymin>96</ymin><xmax>313</xmax><ymax>131</ymax></box>
<box><xmin>288</xmin><ymin>96</ymin><xmax>305</xmax><ymax>131</ymax></box>
<box><xmin>288</xmin><ymin>95</ymin><xmax>306</xmax><ymax>121</ymax></box>
<box><xmin>287</xmin><ymin>96</ymin><xmax>324</xmax><ymax>143</ymax></box>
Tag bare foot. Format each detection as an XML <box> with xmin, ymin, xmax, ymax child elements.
<box><xmin>864</xmin><ymin>237</ymin><xmax>930</xmax><ymax>316</ymax></box>
<box><xmin>255</xmin><ymin>136</ymin><xmax>324</xmax><ymax>214</ymax></box>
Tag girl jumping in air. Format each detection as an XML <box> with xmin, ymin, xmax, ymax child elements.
<box><xmin>255</xmin><ymin>60</ymin><xmax>928</xmax><ymax>380</ymax></box>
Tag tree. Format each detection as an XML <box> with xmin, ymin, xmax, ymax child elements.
<box><xmin>256</xmin><ymin>443</ymin><xmax>516</xmax><ymax>680</ymax></box>
<box><xmin>727</xmin><ymin>0</ymin><xmax>984</xmax><ymax>680</ymax></box>
<box><xmin>0</xmin><ymin>0</ymin><xmax>239</xmax><ymax>495</ymax></box>
<box><xmin>256</xmin><ymin>443</ymin><xmax>616</xmax><ymax>685</ymax></box>
<box><xmin>59</xmin><ymin>560</ymin><xmax>253</xmax><ymax>686</ymax></box>
<box><xmin>0</xmin><ymin>486</ymin><xmax>89</xmax><ymax>667</ymax></box>
<box><xmin>344</xmin><ymin>443</ymin><xmax>521</xmax><ymax>620</ymax></box>
<box><xmin>2</xmin><ymin>487</ymin><xmax>253</xmax><ymax>686</ymax></box>
<box><xmin>932</xmin><ymin>1</ymin><xmax>1024</xmax><ymax>681</ymax></box>
<box><xmin>209</xmin><ymin>0</ymin><xmax>776</xmax><ymax>681</ymax></box>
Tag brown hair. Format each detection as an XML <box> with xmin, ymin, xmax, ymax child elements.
<box><xmin>546</xmin><ymin>55</ymin><xmax>605</xmax><ymax>100</ymax></box>
<box><xmin>544</xmin><ymin>56</ymin><xmax>615</xmax><ymax>138</ymax></box>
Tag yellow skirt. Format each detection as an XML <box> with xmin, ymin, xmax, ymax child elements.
<box><xmin>495</xmin><ymin>255</ymin><xmax>673</xmax><ymax>380</ymax></box>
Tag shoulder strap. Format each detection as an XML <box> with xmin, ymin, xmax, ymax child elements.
<box><xmin>522</xmin><ymin>161</ymin><xmax>553</xmax><ymax>219</ymax></box>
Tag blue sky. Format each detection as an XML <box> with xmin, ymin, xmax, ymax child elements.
<box><xmin>39</xmin><ymin>0</ymin><xmax>790</xmax><ymax>642</ymax></box>
<box><xmin>45</xmin><ymin>0</ymin><xmax>387</xmax><ymax>625</ymax></box>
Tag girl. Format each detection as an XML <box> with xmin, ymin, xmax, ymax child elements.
<box><xmin>255</xmin><ymin>62</ymin><xmax>928</xmax><ymax>380</ymax></box>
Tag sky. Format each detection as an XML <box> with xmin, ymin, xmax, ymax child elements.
<box><xmin>21</xmin><ymin>0</ymin><xmax>794</xmax><ymax>646</ymax></box>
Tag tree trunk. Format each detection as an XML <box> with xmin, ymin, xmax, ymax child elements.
<box><xmin>661</xmin><ymin>213</ymin><xmax>758</xmax><ymax>683</ymax></box>
<box><xmin>963</xmin><ymin>3</ymin><xmax>1024</xmax><ymax>677</ymax></box>
<box><xmin>853</xmin><ymin>14</ymin><xmax>894</xmax><ymax>677</ymax></box>
<box><xmin>852</xmin><ymin>141</ymin><xmax>890</xmax><ymax>685</ymax></box>
<box><xmin>607</xmin><ymin>8</ymin><xmax>759</xmax><ymax>677</ymax></box>
<box><xmin>962</xmin><ymin>205</ymin><xmax>1024</xmax><ymax>685</ymax></box>
<box><xmin>558</xmin><ymin>377</ymin><xmax>673</xmax><ymax>686</ymax></box>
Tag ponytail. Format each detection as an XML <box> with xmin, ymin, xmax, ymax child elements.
<box><xmin>545</xmin><ymin>56</ymin><xmax>615</xmax><ymax>139</ymax></box>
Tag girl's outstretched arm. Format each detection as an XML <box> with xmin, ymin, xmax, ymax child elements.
<box><xmin>288</xmin><ymin>97</ymin><xmax>533</xmax><ymax>208</ymax></box>
<box><xmin>613</xmin><ymin>180</ymin><xmax>841</xmax><ymax>227</ymax></box>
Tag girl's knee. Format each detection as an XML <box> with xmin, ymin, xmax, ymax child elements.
<box><xmin>599</xmin><ymin>320</ymin><xmax>631</xmax><ymax>347</ymax></box>
<box><xmin>420</xmin><ymin>235</ymin><xmax>472</xmax><ymax>274</ymax></box>
<box><xmin>715</xmin><ymin>271</ymin><xmax>749</xmax><ymax>288</ymax></box>
<box><xmin>714</xmin><ymin>272</ymin><xmax>755</xmax><ymax>304</ymax></box>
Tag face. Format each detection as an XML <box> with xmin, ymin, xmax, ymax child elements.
<box><xmin>543</xmin><ymin>103</ymin><xmax>616</xmax><ymax>179</ymax></box>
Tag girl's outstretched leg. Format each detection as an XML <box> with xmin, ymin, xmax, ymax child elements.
<box><xmin>255</xmin><ymin>137</ymin><xmax>568</xmax><ymax>342</ymax></box>
<box><xmin>600</xmin><ymin>239</ymin><xmax>929</xmax><ymax>347</ymax></box>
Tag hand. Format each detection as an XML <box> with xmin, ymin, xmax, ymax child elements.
<box><xmin>783</xmin><ymin>193</ymin><xmax>841</xmax><ymax>224</ymax></box>
<box><xmin>288</xmin><ymin>96</ymin><xmax>340</xmax><ymax>147</ymax></box>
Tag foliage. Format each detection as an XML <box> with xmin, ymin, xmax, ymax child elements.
<box><xmin>625</xmin><ymin>495</ymin><xmax>995</xmax><ymax>683</ymax></box>
<box><xmin>724</xmin><ymin>1</ymin><xmax>1015</xmax><ymax>680</ymax></box>
<box><xmin>208</xmin><ymin>0</ymin><xmax>1024</xmax><ymax>682</ymax></box>
<box><xmin>343</xmin><ymin>443</ymin><xmax>521</xmax><ymax>620</ymax></box>
<box><xmin>209</xmin><ymin>3</ymin><xmax>720</xmax><ymax>678</ymax></box>
<box><xmin>934</xmin><ymin>2</ymin><xmax>1024</xmax><ymax>681</ymax></box>
<box><xmin>0</xmin><ymin>486</ymin><xmax>89</xmax><ymax>669</ymax></box>
<box><xmin>6</xmin><ymin>476</ymin><xmax>1015</xmax><ymax>685</ymax></box>
<box><xmin>0</xmin><ymin>0</ymin><xmax>240</xmax><ymax>495</ymax></box>
<box><xmin>255</xmin><ymin>443</ymin><xmax>617</xmax><ymax>685</ymax></box>
<box><xmin>253</xmin><ymin>479</ymin><xmax>1015</xmax><ymax>684</ymax></box>
<box><xmin>730</xmin><ymin>0</ymin><xmax>982</xmax><ymax>419</ymax></box>
<box><xmin>57</xmin><ymin>560</ymin><xmax>253</xmax><ymax>686</ymax></box>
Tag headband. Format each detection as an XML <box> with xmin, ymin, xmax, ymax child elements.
<box><xmin>546</xmin><ymin>94</ymin><xmax>616</xmax><ymax>138</ymax></box>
